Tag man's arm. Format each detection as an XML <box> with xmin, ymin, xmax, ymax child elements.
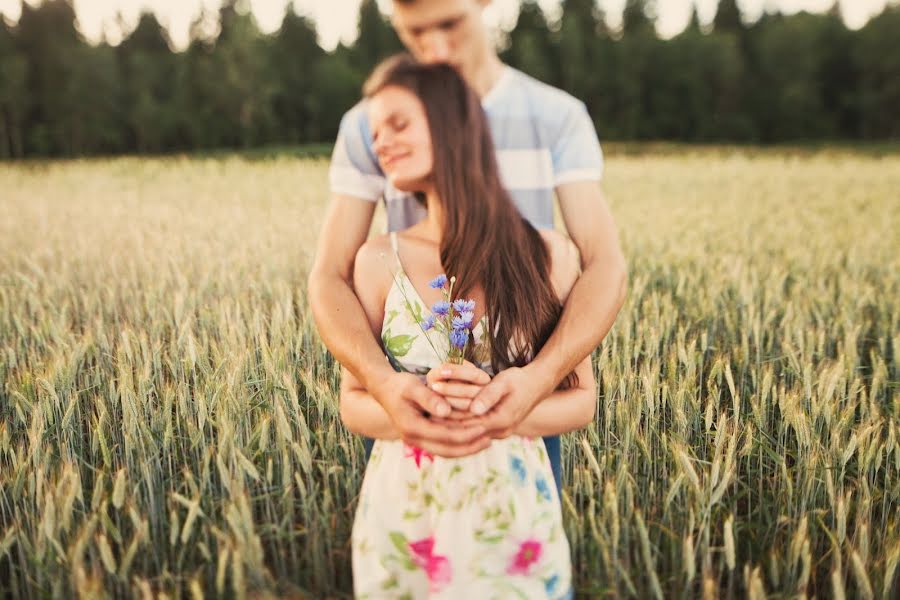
<box><xmin>307</xmin><ymin>194</ymin><xmax>381</xmax><ymax>384</ymax></box>
<box><xmin>470</xmin><ymin>181</ymin><xmax>627</xmax><ymax>435</ymax></box>
<box><xmin>307</xmin><ymin>194</ymin><xmax>490</xmax><ymax>456</ymax></box>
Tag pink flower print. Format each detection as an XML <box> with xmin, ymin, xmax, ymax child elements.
<box><xmin>404</xmin><ymin>443</ymin><xmax>434</xmax><ymax>468</ymax></box>
<box><xmin>408</xmin><ymin>537</ymin><xmax>435</xmax><ymax>559</ymax></box>
<box><xmin>408</xmin><ymin>536</ymin><xmax>453</xmax><ymax>592</ymax></box>
<box><xmin>506</xmin><ymin>539</ymin><xmax>543</xmax><ymax>575</ymax></box>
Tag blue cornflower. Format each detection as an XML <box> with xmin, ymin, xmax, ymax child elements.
<box><xmin>428</xmin><ymin>274</ymin><xmax>448</xmax><ymax>289</ymax></box>
<box><xmin>449</xmin><ymin>327</ymin><xmax>469</xmax><ymax>350</ymax></box>
<box><xmin>420</xmin><ymin>315</ymin><xmax>435</xmax><ymax>331</ymax></box>
<box><xmin>431</xmin><ymin>301</ymin><xmax>450</xmax><ymax>316</ymax></box>
<box><xmin>544</xmin><ymin>574</ymin><xmax>560</xmax><ymax>596</ymax></box>
<box><xmin>536</xmin><ymin>475</ymin><xmax>552</xmax><ymax>502</ymax></box>
<box><xmin>452</xmin><ymin>299</ymin><xmax>475</xmax><ymax>313</ymax></box>
<box><xmin>509</xmin><ymin>456</ymin><xmax>527</xmax><ymax>485</ymax></box>
<box><xmin>451</xmin><ymin>311</ymin><xmax>474</xmax><ymax>329</ymax></box>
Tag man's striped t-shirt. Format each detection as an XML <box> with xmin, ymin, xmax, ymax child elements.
<box><xmin>329</xmin><ymin>65</ymin><xmax>604</xmax><ymax>232</ymax></box>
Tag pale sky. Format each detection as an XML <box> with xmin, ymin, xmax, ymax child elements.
<box><xmin>0</xmin><ymin>0</ymin><xmax>892</xmax><ymax>51</ymax></box>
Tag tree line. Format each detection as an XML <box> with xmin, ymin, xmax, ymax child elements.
<box><xmin>0</xmin><ymin>0</ymin><xmax>898</xmax><ymax>159</ymax></box>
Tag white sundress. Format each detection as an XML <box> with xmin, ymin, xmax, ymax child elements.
<box><xmin>350</xmin><ymin>232</ymin><xmax>573</xmax><ymax>599</ymax></box>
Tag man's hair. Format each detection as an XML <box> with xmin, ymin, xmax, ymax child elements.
<box><xmin>363</xmin><ymin>54</ymin><xmax>576</xmax><ymax>388</ymax></box>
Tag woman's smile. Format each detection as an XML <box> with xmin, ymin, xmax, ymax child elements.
<box><xmin>380</xmin><ymin>151</ymin><xmax>411</xmax><ymax>172</ymax></box>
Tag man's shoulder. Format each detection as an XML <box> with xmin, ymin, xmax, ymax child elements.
<box><xmin>503</xmin><ymin>66</ymin><xmax>586</xmax><ymax>116</ymax></box>
<box><xmin>337</xmin><ymin>98</ymin><xmax>371</xmax><ymax>138</ymax></box>
<box><xmin>331</xmin><ymin>98</ymin><xmax>385</xmax><ymax>192</ymax></box>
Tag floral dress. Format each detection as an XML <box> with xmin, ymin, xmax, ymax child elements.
<box><xmin>350</xmin><ymin>233</ymin><xmax>573</xmax><ymax>599</ymax></box>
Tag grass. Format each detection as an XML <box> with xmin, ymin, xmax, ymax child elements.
<box><xmin>0</xmin><ymin>150</ymin><xmax>898</xmax><ymax>598</ymax></box>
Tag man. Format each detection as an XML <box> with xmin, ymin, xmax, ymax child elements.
<box><xmin>308</xmin><ymin>0</ymin><xmax>627</xmax><ymax>494</ymax></box>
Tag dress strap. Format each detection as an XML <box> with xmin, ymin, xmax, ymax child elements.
<box><xmin>388</xmin><ymin>232</ymin><xmax>402</xmax><ymax>267</ymax></box>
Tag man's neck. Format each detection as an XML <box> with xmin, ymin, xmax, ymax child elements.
<box><xmin>465</xmin><ymin>54</ymin><xmax>505</xmax><ymax>99</ymax></box>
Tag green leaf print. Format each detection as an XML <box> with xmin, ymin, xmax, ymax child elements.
<box><xmin>380</xmin><ymin>573</ymin><xmax>399</xmax><ymax>590</ymax></box>
<box><xmin>474</xmin><ymin>531</ymin><xmax>505</xmax><ymax>544</ymax></box>
<box><xmin>408</xmin><ymin>300</ymin><xmax>425</xmax><ymax>325</ymax></box>
<box><xmin>382</xmin><ymin>329</ymin><xmax>416</xmax><ymax>357</ymax></box>
<box><xmin>389</xmin><ymin>531</ymin><xmax>409</xmax><ymax>556</ymax></box>
<box><xmin>385</xmin><ymin>308</ymin><xmax>400</xmax><ymax>327</ymax></box>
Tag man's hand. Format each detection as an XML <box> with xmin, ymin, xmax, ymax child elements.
<box><xmin>467</xmin><ymin>363</ymin><xmax>555</xmax><ymax>439</ymax></box>
<box><xmin>368</xmin><ymin>370</ymin><xmax>491</xmax><ymax>457</ymax></box>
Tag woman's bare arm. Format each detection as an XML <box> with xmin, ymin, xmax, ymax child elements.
<box><xmin>339</xmin><ymin>367</ymin><xmax>401</xmax><ymax>439</ymax></box>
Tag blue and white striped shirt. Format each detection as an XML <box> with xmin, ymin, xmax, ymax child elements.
<box><xmin>329</xmin><ymin>66</ymin><xmax>604</xmax><ymax>232</ymax></box>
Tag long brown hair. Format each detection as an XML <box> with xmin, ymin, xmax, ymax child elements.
<box><xmin>364</xmin><ymin>54</ymin><xmax>574</xmax><ymax>386</ymax></box>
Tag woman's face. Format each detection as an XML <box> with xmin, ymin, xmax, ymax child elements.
<box><xmin>368</xmin><ymin>85</ymin><xmax>434</xmax><ymax>192</ymax></box>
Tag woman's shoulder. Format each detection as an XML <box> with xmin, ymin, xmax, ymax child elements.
<box><xmin>538</xmin><ymin>229</ymin><xmax>581</xmax><ymax>303</ymax></box>
<box><xmin>353</xmin><ymin>234</ymin><xmax>396</xmax><ymax>299</ymax></box>
<box><xmin>354</xmin><ymin>234</ymin><xmax>393</xmax><ymax>273</ymax></box>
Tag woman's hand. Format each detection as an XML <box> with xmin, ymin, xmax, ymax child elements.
<box><xmin>425</xmin><ymin>360</ymin><xmax>491</xmax><ymax>416</ymax></box>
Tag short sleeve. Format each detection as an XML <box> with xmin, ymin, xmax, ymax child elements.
<box><xmin>550</xmin><ymin>100</ymin><xmax>604</xmax><ymax>186</ymax></box>
<box><xmin>328</xmin><ymin>102</ymin><xmax>386</xmax><ymax>201</ymax></box>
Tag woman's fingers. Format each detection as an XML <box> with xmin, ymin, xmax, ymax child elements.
<box><xmin>426</xmin><ymin>360</ymin><xmax>491</xmax><ymax>387</ymax></box>
<box><xmin>444</xmin><ymin>396</ymin><xmax>472</xmax><ymax>411</ymax></box>
<box><xmin>430</xmin><ymin>381</ymin><xmax>483</xmax><ymax>399</ymax></box>
<box><xmin>431</xmin><ymin>411</ymin><xmax>483</xmax><ymax>424</ymax></box>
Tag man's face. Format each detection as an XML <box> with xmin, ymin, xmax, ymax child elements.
<box><xmin>391</xmin><ymin>0</ymin><xmax>490</xmax><ymax>80</ymax></box>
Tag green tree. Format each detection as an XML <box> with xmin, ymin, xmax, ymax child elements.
<box><xmin>855</xmin><ymin>6</ymin><xmax>900</xmax><ymax>138</ymax></box>
<box><xmin>713</xmin><ymin>0</ymin><xmax>744</xmax><ymax>32</ymax></box>
<box><xmin>0</xmin><ymin>18</ymin><xmax>26</xmax><ymax>157</ymax></box>
<box><xmin>268</xmin><ymin>9</ymin><xmax>326</xmax><ymax>143</ymax></box>
<box><xmin>817</xmin><ymin>5</ymin><xmax>861</xmax><ymax>138</ymax></box>
<box><xmin>14</xmin><ymin>0</ymin><xmax>81</xmax><ymax>155</ymax></box>
<box><xmin>313</xmin><ymin>45</ymin><xmax>365</xmax><ymax>142</ymax></box>
<box><xmin>501</xmin><ymin>0</ymin><xmax>556</xmax><ymax>85</ymax></box>
<box><xmin>118</xmin><ymin>13</ymin><xmax>178</xmax><ymax>152</ymax></box>
<box><xmin>350</xmin><ymin>0</ymin><xmax>402</xmax><ymax>76</ymax></box>
<box><xmin>557</xmin><ymin>0</ymin><xmax>606</xmax><ymax>101</ymax></box>
<box><xmin>749</xmin><ymin>12</ymin><xmax>836</xmax><ymax>140</ymax></box>
<box><xmin>180</xmin><ymin>0</ymin><xmax>274</xmax><ymax>149</ymax></box>
<box><xmin>622</xmin><ymin>0</ymin><xmax>654</xmax><ymax>35</ymax></box>
<box><xmin>65</xmin><ymin>43</ymin><xmax>124</xmax><ymax>154</ymax></box>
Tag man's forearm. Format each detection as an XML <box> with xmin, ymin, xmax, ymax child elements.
<box><xmin>307</xmin><ymin>268</ymin><xmax>394</xmax><ymax>391</ymax></box>
<box><xmin>530</xmin><ymin>255</ymin><xmax>627</xmax><ymax>392</ymax></box>
<box><xmin>513</xmin><ymin>385</ymin><xmax>595</xmax><ymax>438</ymax></box>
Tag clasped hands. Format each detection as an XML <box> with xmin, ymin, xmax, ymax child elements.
<box><xmin>374</xmin><ymin>360</ymin><xmax>546</xmax><ymax>459</ymax></box>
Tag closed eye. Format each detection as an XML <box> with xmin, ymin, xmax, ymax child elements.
<box><xmin>438</xmin><ymin>17</ymin><xmax>461</xmax><ymax>31</ymax></box>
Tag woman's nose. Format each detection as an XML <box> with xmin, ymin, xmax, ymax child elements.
<box><xmin>372</xmin><ymin>133</ymin><xmax>392</xmax><ymax>157</ymax></box>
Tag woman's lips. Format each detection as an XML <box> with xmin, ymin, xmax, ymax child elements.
<box><xmin>381</xmin><ymin>153</ymin><xmax>410</xmax><ymax>171</ymax></box>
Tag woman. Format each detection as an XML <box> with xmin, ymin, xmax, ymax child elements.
<box><xmin>338</xmin><ymin>54</ymin><xmax>596</xmax><ymax>599</ymax></box>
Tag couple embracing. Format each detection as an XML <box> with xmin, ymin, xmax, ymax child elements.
<box><xmin>308</xmin><ymin>1</ymin><xmax>627</xmax><ymax>597</ymax></box>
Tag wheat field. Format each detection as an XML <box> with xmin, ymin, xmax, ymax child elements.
<box><xmin>0</xmin><ymin>149</ymin><xmax>898</xmax><ymax>599</ymax></box>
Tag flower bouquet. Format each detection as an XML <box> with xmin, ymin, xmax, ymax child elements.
<box><xmin>419</xmin><ymin>274</ymin><xmax>477</xmax><ymax>365</ymax></box>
